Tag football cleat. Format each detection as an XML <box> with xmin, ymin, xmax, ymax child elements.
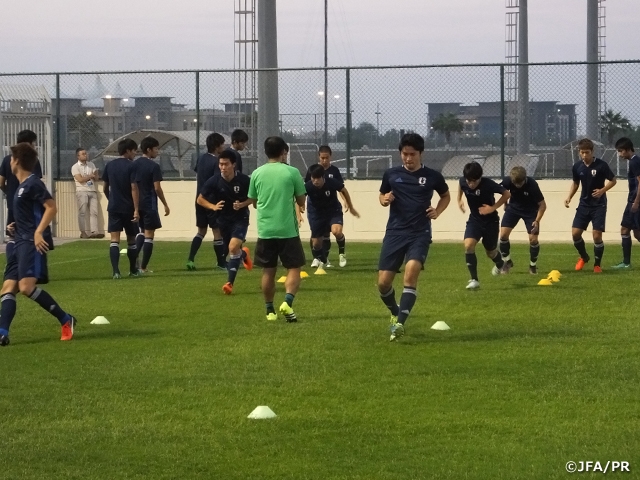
<box><xmin>389</xmin><ymin>322</ymin><xmax>405</xmax><ymax>341</ymax></box>
<box><xmin>466</xmin><ymin>279</ymin><xmax>480</xmax><ymax>290</ymax></box>
<box><xmin>222</xmin><ymin>282</ymin><xmax>233</xmax><ymax>295</ymax></box>
<box><xmin>60</xmin><ymin>316</ymin><xmax>76</xmax><ymax>341</ymax></box>
<box><xmin>279</xmin><ymin>302</ymin><xmax>298</xmax><ymax>323</ymax></box>
<box><xmin>186</xmin><ymin>261</ymin><xmax>196</xmax><ymax>271</ymax></box>
<box><xmin>339</xmin><ymin>253</ymin><xmax>347</xmax><ymax>267</ymax></box>
<box><xmin>242</xmin><ymin>247</ymin><xmax>253</xmax><ymax>271</ymax></box>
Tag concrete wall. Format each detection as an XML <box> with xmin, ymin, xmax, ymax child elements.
<box><xmin>54</xmin><ymin>180</ymin><xmax>628</xmax><ymax>242</ymax></box>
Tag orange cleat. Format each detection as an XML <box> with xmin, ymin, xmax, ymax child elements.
<box><xmin>242</xmin><ymin>247</ymin><xmax>253</xmax><ymax>271</ymax></box>
<box><xmin>593</xmin><ymin>266</ymin><xmax>602</xmax><ymax>273</ymax></box>
<box><xmin>222</xmin><ymin>282</ymin><xmax>233</xmax><ymax>295</ymax></box>
<box><xmin>60</xmin><ymin>316</ymin><xmax>76</xmax><ymax>341</ymax></box>
<box><xmin>575</xmin><ymin>258</ymin><xmax>588</xmax><ymax>271</ymax></box>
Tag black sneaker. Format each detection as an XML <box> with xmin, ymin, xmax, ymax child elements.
<box><xmin>0</xmin><ymin>334</ymin><xmax>10</xmax><ymax>346</ymax></box>
<box><xmin>529</xmin><ymin>265</ymin><xmax>538</xmax><ymax>275</ymax></box>
<box><xmin>501</xmin><ymin>259</ymin><xmax>514</xmax><ymax>273</ymax></box>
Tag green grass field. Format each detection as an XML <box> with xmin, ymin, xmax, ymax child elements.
<box><xmin>1</xmin><ymin>240</ymin><xmax>639</xmax><ymax>479</ymax></box>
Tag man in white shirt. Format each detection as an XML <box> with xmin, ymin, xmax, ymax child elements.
<box><xmin>71</xmin><ymin>148</ymin><xmax>102</xmax><ymax>238</ymax></box>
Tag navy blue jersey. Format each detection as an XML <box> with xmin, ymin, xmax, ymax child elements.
<box><xmin>102</xmin><ymin>157</ymin><xmax>136</xmax><ymax>214</ymax></box>
<box><xmin>501</xmin><ymin>176</ymin><xmax>544</xmax><ymax>213</ymax></box>
<box><xmin>13</xmin><ymin>174</ymin><xmax>52</xmax><ymax>242</ymax></box>
<box><xmin>134</xmin><ymin>156</ymin><xmax>163</xmax><ymax>212</ymax></box>
<box><xmin>225</xmin><ymin>148</ymin><xmax>243</xmax><ymax>173</ymax></box>
<box><xmin>460</xmin><ymin>177</ymin><xmax>506</xmax><ymax>221</ymax></box>
<box><xmin>200</xmin><ymin>172</ymin><xmax>250</xmax><ymax>224</ymax></box>
<box><xmin>305</xmin><ymin>177</ymin><xmax>344</xmax><ymax>211</ymax></box>
<box><xmin>571</xmin><ymin>158</ymin><xmax>615</xmax><ymax>207</ymax></box>
<box><xmin>380</xmin><ymin>165</ymin><xmax>449</xmax><ymax>234</ymax></box>
<box><xmin>195</xmin><ymin>153</ymin><xmax>219</xmax><ymax>195</ymax></box>
<box><xmin>626</xmin><ymin>155</ymin><xmax>640</xmax><ymax>203</ymax></box>
<box><xmin>0</xmin><ymin>154</ymin><xmax>43</xmax><ymax>211</ymax></box>
<box><xmin>304</xmin><ymin>164</ymin><xmax>344</xmax><ymax>183</ymax></box>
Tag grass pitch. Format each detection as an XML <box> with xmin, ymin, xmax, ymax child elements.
<box><xmin>1</xmin><ymin>241</ymin><xmax>639</xmax><ymax>479</ymax></box>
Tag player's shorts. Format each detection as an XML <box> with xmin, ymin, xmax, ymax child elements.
<box><xmin>308</xmin><ymin>208</ymin><xmax>343</xmax><ymax>239</ymax></box>
<box><xmin>501</xmin><ymin>208</ymin><xmax>538</xmax><ymax>234</ymax></box>
<box><xmin>138</xmin><ymin>209</ymin><xmax>162</xmax><ymax>231</ymax></box>
<box><xmin>196</xmin><ymin>204</ymin><xmax>218</xmax><ymax>229</ymax></box>
<box><xmin>108</xmin><ymin>211</ymin><xmax>138</xmax><ymax>236</ymax></box>
<box><xmin>572</xmin><ymin>204</ymin><xmax>606</xmax><ymax>232</ymax></box>
<box><xmin>254</xmin><ymin>237</ymin><xmax>306</xmax><ymax>269</ymax></box>
<box><xmin>220</xmin><ymin>220</ymin><xmax>249</xmax><ymax>244</ymax></box>
<box><xmin>378</xmin><ymin>232</ymin><xmax>431</xmax><ymax>272</ymax></box>
<box><xmin>4</xmin><ymin>240</ymin><xmax>49</xmax><ymax>283</ymax></box>
<box><xmin>620</xmin><ymin>202</ymin><xmax>640</xmax><ymax>231</ymax></box>
<box><xmin>464</xmin><ymin>216</ymin><xmax>500</xmax><ymax>250</ymax></box>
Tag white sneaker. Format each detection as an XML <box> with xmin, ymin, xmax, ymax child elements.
<box><xmin>466</xmin><ymin>279</ymin><xmax>480</xmax><ymax>290</ymax></box>
<box><xmin>491</xmin><ymin>265</ymin><xmax>501</xmax><ymax>276</ymax></box>
<box><xmin>339</xmin><ymin>254</ymin><xmax>347</xmax><ymax>267</ymax></box>
<box><xmin>325</xmin><ymin>259</ymin><xmax>333</xmax><ymax>268</ymax></box>
<box><xmin>311</xmin><ymin>258</ymin><xmax>320</xmax><ymax>268</ymax></box>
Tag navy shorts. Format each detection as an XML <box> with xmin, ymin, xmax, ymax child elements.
<box><xmin>138</xmin><ymin>209</ymin><xmax>162</xmax><ymax>231</ymax></box>
<box><xmin>220</xmin><ymin>220</ymin><xmax>249</xmax><ymax>245</ymax></box>
<box><xmin>255</xmin><ymin>237</ymin><xmax>306</xmax><ymax>269</ymax></box>
<box><xmin>621</xmin><ymin>202</ymin><xmax>640</xmax><ymax>230</ymax></box>
<box><xmin>572</xmin><ymin>205</ymin><xmax>607</xmax><ymax>232</ymax></box>
<box><xmin>4</xmin><ymin>241</ymin><xmax>49</xmax><ymax>282</ymax></box>
<box><xmin>378</xmin><ymin>232</ymin><xmax>431</xmax><ymax>272</ymax></box>
<box><xmin>108</xmin><ymin>211</ymin><xmax>138</xmax><ymax>236</ymax></box>
<box><xmin>308</xmin><ymin>208</ymin><xmax>343</xmax><ymax>239</ymax></box>
<box><xmin>501</xmin><ymin>208</ymin><xmax>538</xmax><ymax>234</ymax></box>
<box><xmin>464</xmin><ymin>216</ymin><xmax>500</xmax><ymax>250</ymax></box>
<box><xmin>196</xmin><ymin>204</ymin><xmax>218</xmax><ymax>229</ymax></box>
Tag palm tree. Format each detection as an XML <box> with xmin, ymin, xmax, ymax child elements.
<box><xmin>600</xmin><ymin>109</ymin><xmax>632</xmax><ymax>146</ymax></box>
<box><xmin>431</xmin><ymin>113</ymin><xmax>463</xmax><ymax>145</ymax></box>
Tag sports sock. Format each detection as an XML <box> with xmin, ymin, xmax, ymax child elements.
<box><xmin>336</xmin><ymin>234</ymin><xmax>346</xmax><ymax>254</ymax></box>
<box><xmin>127</xmin><ymin>244</ymin><xmax>138</xmax><ymax>273</ymax></box>
<box><xmin>594</xmin><ymin>242</ymin><xmax>604</xmax><ymax>267</ymax></box>
<box><xmin>312</xmin><ymin>247</ymin><xmax>326</xmax><ymax>264</ymax></box>
<box><xmin>213</xmin><ymin>239</ymin><xmax>226</xmax><ymax>267</ymax></box>
<box><xmin>0</xmin><ymin>293</ymin><xmax>17</xmax><ymax>334</ymax></box>
<box><xmin>266</xmin><ymin>302</ymin><xmax>275</xmax><ymax>315</ymax></box>
<box><xmin>491</xmin><ymin>251</ymin><xmax>505</xmax><ymax>269</ymax></box>
<box><xmin>323</xmin><ymin>236</ymin><xmax>331</xmax><ymax>260</ymax></box>
<box><xmin>499</xmin><ymin>239</ymin><xmax>511</xmax><ymax>260</ymax></box>
<box><xmin>574</xmin><ymin>238</ymin><xmax>589</xmax><ymax>260</ymax></box>
<box><xmin>227</xmin><ymin>253</ymin><xmax>242</xmax><ymax>285</ymax></box>
<box><xmin>188</xmin><ymin>233</ymin><xmax>204</xmax><ymax>262</ymax></box>
<box><xmin>135</xmin><ymin>233</ymin><xmax>145</xmax><ymax>258</ymax></box>
<box><xmin>397</xmin><ymin>287</ymin><xmax>417</xmax><ymax>325</ymax></box>
<box><xmin>141</xmin><ymin>238</ymin><xmax>154</xmax><ymax>269</ymax></box>
<box><xmin>28</xmin><ymin>288</ymin><xmax>71</xmax><ymax>325</ymax></box>
<box><xmin>109</xmin><ymin>242</ymin><xmax>120</xmax><ymax>274</ymax></box>
<box><xmin>466</xmin><ymin>252</ymin><xmax>478</xmax><ymax>280</ymax></box>
<box><xmin>380</xmin><ymin>287</ymin><xmax>400</xmax><ymax>316</ymax></box>
<box><xmin>622</xmin><ymin>234</ymin><xmax>632</xmax><ymax>264</ymax></box>
<box><xmin>530</xmin><ymin>243</ymin><xmax>540</xmax><ymax>265</ymax></box>
<box><xmin>284</xmin><ymin>293</ymin><xmax>295</xmax><ymax>307</ymax></box>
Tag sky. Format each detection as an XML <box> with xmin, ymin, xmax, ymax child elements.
<box><xmin>0</xmin><ymin>0</ymin><xmax>638</xmax><ymax>73</ymax></box>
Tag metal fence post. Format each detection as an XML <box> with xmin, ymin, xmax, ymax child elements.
<box><xmin>55</xmin><ymin>74</ymin><xmax>61</xmax><ymax>183</ymax></box>
<box><xmin>345</xmin><ymin>68</ymin><xmax>351</xmax><ymax>179</ymax></box>
<box><xmin>500</xmin><ymin>65</ymin><xmax>505</xmax><ymax>179</ymax></box>
<box><xmin>195</xmin><ymin>71</ymin><xmax>200</xmax><ymax>159</ymax></box>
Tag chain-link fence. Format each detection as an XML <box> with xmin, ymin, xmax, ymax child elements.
<box><xmin>1</xmin><ymin>60</ymin><xmax>638</xmax><ymax>181</ymax></box>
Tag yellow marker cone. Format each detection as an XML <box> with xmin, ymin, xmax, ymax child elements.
<box><xmin>547</xmin><ymin>274</ymin><xmax>561</xmax><ymax>283</ymax></box>
<box><xmin>300</xmin><ymin>271</ymin><xmax>309</xmax><ymax>278</ymax></box>
<box><xmin>314</xmin><ymin>268</ymin><xmax>327</xmax><ymax>275</ymax></box>
<box><xmin>537</xmin><ymin>278</ymin><xmax>553</xmax><ymax>286</ymax></box>
<box><xmin>277</xmin><ymin>276</ymin><xmax>286</xmax><ymax>283</ymax></box>
<box><xmin>548</xmin><ymin>270</ymin><xmax>562</xmax><ymax>278</ymax></box>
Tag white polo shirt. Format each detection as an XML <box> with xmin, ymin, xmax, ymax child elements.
<box><xmin>71</xmin><ymin>161</ymin><xmax>97</xmax><ymax>192</ymax></box>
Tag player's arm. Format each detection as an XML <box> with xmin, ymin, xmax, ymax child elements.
<box><xmin>295</xmin><ymin>203</ymin><xmax>304</xmax><ymax>225</ymax></box>
<box><xmin>0</xmin><ymin>175</ymin><xmax>6</xmax><ymax>194</ymax></box>
<box><xmin>632</xmin><ymin>174</ymin><xmax>640</xmax><ymax>212</ymax></box>
<box><xmin>295</xmin><ymin>194</ymin><xmax>306</xmax><ymax>211</ymax></box>
<box><xmin>427</xmin><ymin>190</ymin><xmax>451</xmax><ymax>220</ymax></box>
<box><xmin>197</xmin><ymin>194</ymin><xmax>224</xmax><ymax>211</ymax></box>
<box><xmin>592</xmin><ymin>176</ymin><xmax>617</xmax><ymax>198</ymax></box>
<box><xmin>103</xmin><ymin>180</ymin><xmax>110</xmax><ymax>198</ymax></box>
<box><xmin>154</xmin><ymin>181</ymin><xmax>170</xmax><ymax>216</ymax></box>
<box><xmin>34</xmin><ymin>199</ymin><xmax>57</xmax><ymax>253</ymax></box>
<box><xmin>233</xmin><ymin>199</ymin><xmax>254</xmax><ymax>210</ymax></box>
<box><xmin>131</xmin><ymin>182</ymin><xmax>140</xmax><ymax>222</ymax></box>
<box><xmin>564</xmin><ymin>181</ymin><xmax>579</xmax><ymax>208</ymax></box>
<box><xmin>457</xmin><ymin>183</ymin><xmax>465</xmax><ymax>213</ymax></box>
<box><xmin>339</xmin><ymin>187</ymin><xmax>359</xmax><ymax>217</ymax></box>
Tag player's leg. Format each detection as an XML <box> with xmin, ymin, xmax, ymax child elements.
<box><xmin>188</xmin><ymin>204</ymin><xmax>209</xmax><ymax>269</ymax></box>
<box><xmin>212</xmin><ymin>226</ymin><xmax>226</xmax><ymax>269</ymax></box>
<box><xmin>254</xmin><ymin>238</ymin><xmax>279</xmax><ymax>320</ymax></box>
<box><xmin>499</xmin><ymin>209</ymin><xmax>519</xmax><ymax>269</ymax></box>
<box><xmin>377</xmin><ymin>234</ymin><xmax>406</xmax><ymax>323</ymax></box>
<box><xmin>5</xmin><ymin>209</ymin><xmax>15</xmax><ymax>257</ymax></box>
<box><xmin>483</xmin><ymin>220</ymin><xmax>505</xmax><ymax>275</ymax></box>
<box><xmin>109</xmin><ymin>231</ymin><xmax>122</xmax><ymax>278</ymax></box>
<box><xmin>330</xmin><ymin>211</ymin><xmax>346</xmax><ymax>267</ymax></box>
<box><xmin>0</xmin><ymin>250</ymin><xmax>19</xmax><ymax>345</ymax></box>
<box><xmin>323</xmin><ymin>234</ymin><xmax>332</xmax><ymax>267</ymax></box>
<box><xmin>311</xmin><ymin>236</ymin><xmax>326</xmax><ymax>272</ymax></box>
<box><xmin>614</xmin><ymin>203</ymin><xmax>635</xmax><ymax>268</ymax></box>
<box><xmin>279</xmin><ymin>237</ymin><xmax>306</xmax><ymax>322</ymax></box>
<box><xmin>521</xmin><ymin>214</ymin><xmax>540</xmax><ymax>274</ymax></box>
<box><xmin>310</xmin><ymin>216</ymin><xmax>330</xmax><ymax>273</ymax></box>
<box><xmin>591</xmin><ymin>207</ymin><xmax>606</xmax><ymax>272</ymax></box>
<box><xmin>222</xmin><ymin>227</ymin><xmax>248</xmax><ymax>294</ymax></box>
<box><xmin>124</xmin><ymin>219</ymin><xmax>140</xmax><ymax>276</ymax></box>
<box><xmin>464</xmin><ymin>219</ymin><xmax>482</xmax><ymax>288</ymax></box>
<box><xmin>572</xmin><ymin>207</ymin><xmax>590</xmax><ymax>269</ymax></box>
<box><xmin>140</xmin><ymin>228</ymin><xmax>156</xmax><ymax>272</ymax></box>
<box><xmin>134</xmin><ymin>215</ymin><xmax>145</xmax><ymax>262</ymax></box>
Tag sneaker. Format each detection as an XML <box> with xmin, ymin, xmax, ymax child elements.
<box><xmin>491</xmin><ymin>265</ymin><xmax>501</xmax><ymax>276</ymax></box>
<box><xmin>112</xmin><ymin>272</ymin><xmax>122</xmax><ymax>279</ymax></box>
<box><xmin>501</xmin><ymin>259</ymin><xmax>513</xmax><ymax>273</ymax></box>
<box><xmin>129</xmin><ymin>270</ymin><xmax>142</xmax><ymax>278</ymax></box>
<box><xmin>222</xmin><ymin>282</ymin><xmax>233</xmax><ymax>295</ymax></box>
<box><xmin>60</xmin><ymin>316</ymin><xmax>76</xmax><ymax>341</ymax></box>
<box><xmin>575</xmin><ymin>256</ymin><xmax>589</xmax><ymax>271</ymax></box>
<box><xmin>310</xmin><ymin>258</ymin><xmax>320</xmax><ymax>268</ymax></box>
<box><xmin>389</xmin><ymin>322</ymin><xmax>405</xmax><ymax>341</ymax></box>
<box><xmin>138</xmin><ymin>268</ymin><xmax>153</xmax><ymax>274</ymax></box>
<box><xmin>339</xmin><ymin>254</ymin><xmax>347</xmax><ymax>267</ymax></box>
<box><xmin>0</xmin><ymin>334</ymin><xmax>9</xmax><ymax>347</ymax></box>
<box><xmin>390</xmin><ymin>314</ymin><xmax>398</xmax><ymax>325</ymax></box>
<box><xmin>186</xmin><ymin>261</ymin><xmax>196</xmax><ymax>271</ymax></box>
<box><xmin>593</xmin><ymin>265</ymin><xmax>602</xmax><ymax>273</ymax></box>
<box><xmin>611</xmin><ymin>262</ymin><xmax>631</xmax><ymax>269</ymax></box>
<box><xmin>529</xmin><ymin>265</ymin><xmax>538</xmax><ymax>275</ymax></box>
<box><xmin>279</xmin><ymin>302</ymin><xmax>298</xmax><ymax>323</ymax></box>
<box><xmin>266</xmin><ymin>312</ymin><xmax>278</xmax><ymax>321</ymax></box>
<box><xmin>466</xmin><ymin>279</ymin><xmax>480</xmax><ymax>290</ymax></box>
<box><xmin>215</xmin><ymin>265</ymin><xmax>227</xmax><ymax>271</ymax></box>
<box><xmin>242</xmin><ymin>247</ymin><xmax>253</xmax><ymax>271</ymax></box>
<box><xmin>325</xmin><ymin>259</ymin><xmax>333</xmax><ymax>268</ymax></box>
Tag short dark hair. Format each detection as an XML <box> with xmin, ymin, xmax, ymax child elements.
<box><xmin>218</xmin><ymin>150</ymin><xmax>236</xmax><ymax>163</ymax></box>
<box><xmin>318</xmin><ymin>145</ymin><xmax>332</xmax><ymax>155</ymax></box>
<box><xmin>264</xmin><ymin>136</ymin><xmax>288</xmax><ymax>159</ymax></box>
<box><xmin>463</xmin><ymin>161</ymin><xmax>483</xmax><ymax>181</ymax></box>
<box><xmin>577</xmin><ymin>138</ymin><xmax>595</xmax><ymax>151</ymax></box>
<box><xmin>140</xmin><ymin>136</ymin><xmax>160</xmax><ymax>154</ymax></box>
<box><xmin>75</xmin><ymin>147</ymin><xmax>86</xmax><ymax>156</ymax></box>
<box><xmin>615</xmin><ymin>137</ymin><xmax>635</xmax><ymax>152</ymax></box>
<box><xmin>206</xmin><ymin>133</ymin><xmax>225</xmax><ymax>153</ymax></box>
<box><xmin>231</xmin><ymin>129</ymin><xmax>249</xmax><ymax>144</ymax></box>
<box><xmin>10</xmin><ymin>143</ymin><xmax>38</xmax><ymax>172</ymax></box>
<box><xmin>16</xmin><ymin>129</ymin><xmax>37</xmax><ymax>144</ymax></box>
<box><xmin>399</xmin><ymin>133</ymin><xmax>425</xmax><ymax>153</ymax></box>
<box><xmin>118</xmin><ymin>138</ymin><xmax>138</xmax><ymax>156</ymax></box>
<box><xmin>309</xmin><ymin>164</ymin><xmax>325</xmax><ymax>179</ymax></box>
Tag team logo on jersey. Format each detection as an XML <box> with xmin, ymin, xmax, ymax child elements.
<box><xmin>419</xmin><ymin>177</ymin><xmax>426</xmax><ymax>185</ymax></box>
<box><xmin>325</xmin><ymin>191</ymin><xmax>330</xmax><ymax>197</ymax></box>
<box><xmin>591</xmin><ymin>170</ymin><xmax>597</xmax><ymax>177</ymax></box>
<box><xmin>524</xmin><ymin>192</ymin><xmax>529</xmax><ymax>196</ymax></box>
<box><xmin>328</xmin><ymin>174</ymin><xmax>334</xmax><ymax>178</ymax></box>
<box><xmin>475</xmin><ymin>189</ymin><xmax>481</xmax><ymax>196</ymax></box>
<box><xmin>234</xmin><ymin>186</ymin><xmax>240</xmax><ymax>193</ymax></box>
<box><xmin>17</xmin><ymin>188</ymin><xmax>24</xmax><ymax>197</ymax></box>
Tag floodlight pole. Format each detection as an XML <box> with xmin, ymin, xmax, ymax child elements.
<box><xmin>257</xmin><ymin>0</ymin><xmax>280</xmax><ymax>164</ymax></box>
<box><xmin>586</xmin><ymin>0</ymin><xmax>599</xmax><ymax>140</ymax></box>
<box><xmin>323</xmin><ymin>0</ymin><xmax>329</xmax><ymax>145</ymax></box>
<box><xmin>516</xmin><ymin>0</ymin><xmax>530</xmax><ymax>154</ymax></box>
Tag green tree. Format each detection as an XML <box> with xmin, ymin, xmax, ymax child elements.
<box><xmin>431</xmin><ymin>113</ymin><xmax>463</xmax><ymax>145</ymax></box>
<box><xmin>600</xmin><ymin>109</ymin><xmax>632</xmax><ymax>146</ymax></box>
<box><xmin>67</xmin><ymin>114</ymin><xmax>102</xmax><ymax>149</ymax></box>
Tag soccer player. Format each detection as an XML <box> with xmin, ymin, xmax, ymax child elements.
<box><xmin>612</xmin><ymin>137</ymin><xmax>640</xmax><ymax>268</ymax></box>
<box><xmin>225</xmin><ymin>129</ymin><xmax>248</xmax><ymax>173</ymax></box>
<box><xmin>247</xmin><ymin>136</ymin><xmax>306</xmax><ymax>322</ymax></box>
<box><xmin>197</xmin><ymin>150</ymin><xmax>253</xmax><ymax>294</ymax></box>
<box><xmin>458</xmin><ymin>162</ymin><xmax>511</xmax><ymax>289</ymax></box>
<box><xmin>378</xmin><ymin>133</ymin><xmax>450</xmax><ymax>341</ymax></box>
<box><xmin>499</xmin><ymin>166</ymin><xmax>546</xmax><ymax>274</ymax></box>
<box><xmin>0</xmin><ymin>130</ymin><xmax>43</xmax><ymax>259</ymax></box>
<box><xmin>564</xmin><ymin>138</ymin><xmax>616</xmax><ymax>272</ymax></box>
<box><xmin>304</xmin><ymin>145</ymin><xmax>352</xmax><ymax>267</ymax></box>
<box><xmin>0</xmin><ymin>143</ymin><xmax>76</xmax><ymax>346</ymax></box>
<box><xmin>102</xmin><ymin>138</ymin><xmax>140</xmax><ymax>279</ymax></box>
<box><xmin>305</xmin><ymin>164</ymin><xmax>359</xmax><ymax>273</ymax></box>
<box><xmin>133</xmin><ymin>137</ymin><xmax>170</xmax><ymax>273</ymax></box>
<box><xmin>187</xmin><ymin>133</ymin><xmax>226</xmax><ymax>270</ymax></box>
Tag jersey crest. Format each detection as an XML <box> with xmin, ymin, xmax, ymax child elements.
<box><xmin>419</xmin><ymin>177</ymin><xmax>426</xmax><ymax>185</ymax></box>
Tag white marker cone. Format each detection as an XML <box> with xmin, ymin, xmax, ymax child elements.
<box><xmin>247</xmin><ymin>406</ymin><xmax>277</xmax><ymax>419</ymax></box>
<box><xmin>120</xmin><ymin>248</ymin><xmax>127</xmax><ymax>254</ymax></box>
<box><xmin>90</xmin><ymin>316</ymin><xmax>110</xmax><ymax>325</ymax></box>
<box><xmin>431</xmin><ymin>321</ymin><xmax>450</xmax><ymax>331</ymax></box>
